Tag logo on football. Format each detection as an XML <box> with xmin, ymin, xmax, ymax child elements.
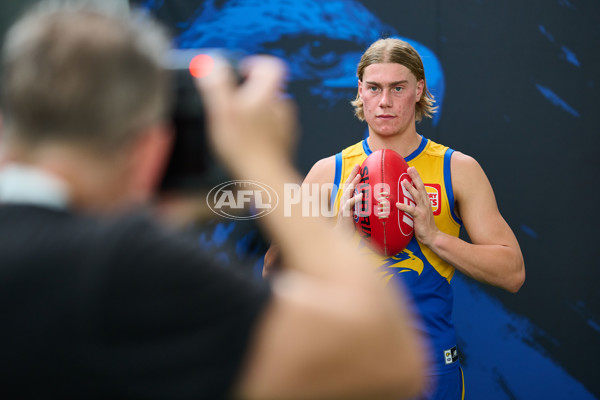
<box><xmin>353</xmin><ymin>149</ymin><xmax>415</xmax><ymax>256</ymax></box>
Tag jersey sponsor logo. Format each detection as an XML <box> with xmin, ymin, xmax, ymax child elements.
<box><xmin>207</xmin><ymin>180</ymin><xmax>278</xmax><ymax>220</ymax></box>
<box><xmin>424</xmin><ymin>183</ymin><xmax>442</xmax><ymax>216</ymax></box>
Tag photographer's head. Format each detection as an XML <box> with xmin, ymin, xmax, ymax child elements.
<box><xmin>0</xmin><ymin>1</ymin><xmax>173</xmax><ymax>211</ymax></box>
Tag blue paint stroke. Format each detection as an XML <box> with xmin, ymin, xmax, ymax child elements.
<box><xmin>198</xmin><ymin>221</ymin><xmax>236</xmax><ymax>251</ymax></box>
<box><xmin>539</xmin><ymin>25</ymin><xmax>555</xmax><ymax>43</ymax></box>
<box><xmin>520</xmin><ymin>224</ymin><xmax>539</xmax><ymax>239</ymax></box>
<box><xmin>236</xmin><ymin>230</ymin><xmax>260</xmax><ymax>259</ymax></box>
<box><xmin>170</xmin><ymin>0</ymin><xmax>445</xmax><ymax>125</ymax></box>
<box><xmin>558</xmin><ymin>0</ymin><xmax>576</xmax><ymax>10</ymax></box>
<box><xmin>138</xmin><ymin>0</ymin><xmax>163</xmax><ymax>11</ymax></box>
<box><xmin>453</xmin><ymin>273</ymin><xmax>596</xmax><ymax>400</ymax></box>
<box><xmin>197</xmin><ymin>221</ymin><xmax>269</xmax><ymax>272</ymax></box>
<box><xmin>211</xmin><ymin>222</ymin><xmax>236</xmax><ymax>245</ymax></box>
<box><xmin>253</xmin><ymin>256</ymin><xmax>265</xmax><ymax>280</ymax></box>
<box><xmin>569</xmin><ymin>301</ymin><xmax>600</xmax><ymax>334</ymax></box>
<box><xmin>535</xmin><ymin>84</ymin><xmax>580</xmax><ymax>118</ymax></box>
<box><xmin>588</xmin><ymin>319</ymin><xmax>600</xmax><ymax>334</ymax></box>
<box><xmin>561</xmin><ymin>46</ymin><xmax>580</xmax><ymax>67</ymax></box>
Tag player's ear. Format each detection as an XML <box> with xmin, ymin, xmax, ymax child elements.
<box><xmin>416</xmin><ymin>80</ymin><xmax>424</xmax><ymax>100</ymax></box>
<box><xmin>358</xmin><ymin>79</ymin><xmax>363</xmax><ymax>99</ymax></box>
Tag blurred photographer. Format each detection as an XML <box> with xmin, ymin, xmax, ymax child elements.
<box><xmin>0</xmin><ymin>2</ymin><xmax>426</xmax><ymax>399</ymax></box>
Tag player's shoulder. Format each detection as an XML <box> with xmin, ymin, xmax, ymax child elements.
<box><xmin>450</xmin><ymin>151</ymin><xmax>492</xmax><ymax>197</ymax></box>
<box><xmin>304</xmin><ymin>140</ymin><xmax>364</xmax><ymax>185</ymax></box>
<box><xmin>304</xmin><ymin>155</ymin><xmax>336</xmax><ymax>185</ymax></box>
<box><xmin>450</xmin><ymin>151</ymin><xmax>483</xmax><ymax>174</ymax></box>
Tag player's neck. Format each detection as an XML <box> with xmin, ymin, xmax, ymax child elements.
<box><xmin>366</xmin><ymin>130</ymin><xmax>422</xmax><ymax>159</ymax></box>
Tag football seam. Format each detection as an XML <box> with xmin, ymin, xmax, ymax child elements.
<box><xmin>381</xmin><ymin>150</ymin><xmax>388</xmax><ymax>256</ymax></box>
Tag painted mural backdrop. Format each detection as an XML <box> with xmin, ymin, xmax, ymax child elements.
<box><xmin>134</xmin><ymin>1</ymin><xmax>600</xmax><ymax>398</ymax></box>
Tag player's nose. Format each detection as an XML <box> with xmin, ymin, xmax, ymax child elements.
<box><xmin>379</xmin><ymin>90</ymin><xmax>393</xmax><ymax>107</ymax></box>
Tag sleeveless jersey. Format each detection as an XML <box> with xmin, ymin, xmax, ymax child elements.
<box><xmin>331</xmin><ymin>137</ymin><xmax>462</xmax><ymax>375</ymax></box>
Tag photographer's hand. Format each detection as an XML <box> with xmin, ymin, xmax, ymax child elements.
<box><xmin>195</xmin><ymin>56</ymin><xmax>295</xmax><ymax>180</ymax></box>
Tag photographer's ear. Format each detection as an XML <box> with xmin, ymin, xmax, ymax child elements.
<box><xmin>129</xmin><ymin>122</ymin><xmax>174</xmax><ymax>202</ymax></box>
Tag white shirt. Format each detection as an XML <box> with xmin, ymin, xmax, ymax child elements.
<box><xmin>0</xmin><ymin>164</ymin><xmax>70</xmax><ymax>209</ymax></box>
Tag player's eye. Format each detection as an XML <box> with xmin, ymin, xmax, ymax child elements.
<box><xmin>393</xmin><ymin>86</ymin><xmax>403</xmax><ymax>92</ymax></box>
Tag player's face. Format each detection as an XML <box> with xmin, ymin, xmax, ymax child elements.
<box><xmin>358</xmin><ymin>63</ymin><xmax>424</xmax><ymax>137</ymax></box>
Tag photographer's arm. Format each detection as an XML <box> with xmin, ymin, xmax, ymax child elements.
<box><xmin>262</xmin><ymin>155</ymin><xmax>336</xmax><ymax>278</ymax></box>
<box><xmin>196</xmin><ymin>57</ymin><xmax>426</xmax><ymax>400</ymax></box>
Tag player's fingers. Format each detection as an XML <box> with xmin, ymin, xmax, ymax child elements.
<box><xmin>341</xmin><ymin>192</ymin><xmax>362</xmax><ymax>217</ymax></box>
<box><xmin>340</xmin><ymin>168</ymin><xmax>361</xmax><ymax>203</ymax></box>
<box><xmin>407</xmin><ymin>166</ymin><xmax>427</xmax><ymax>192</ymax></box>
<box><xmin>396</xmin><ymin>201</ymin><xmax>416</xmax><ymax>217</ymax></box>
<box><xmin>402</xmin><ymin>178</ymin><xmax>423</xmax><ymax>204</ymax></box>
<box><xmin>345</xmin><ymin>164</ymin><xmax>360</xmax><ymax>184</ymax></box>
<box><xmin>346</xmin><ymin>191</ymin><xmax>363</xmax><ymax>208</ymax></box>
<box><xmin>346</xmin><ymin>171</ymin><xmax>362</xmax><ymax>195</ymax></box>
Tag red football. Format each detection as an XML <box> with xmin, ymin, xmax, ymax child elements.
<box><xmin>353</xmin><ymin>149</ymin><xmax>415</xmax><ymax>256</ymax></box>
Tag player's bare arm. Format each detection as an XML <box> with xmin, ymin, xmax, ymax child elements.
<box><xmin>397</xmin><ymin>152</ymin><xmax>525</xmax><ymax>293</ymax></box>
<box><xmin>304</xmin><ymin>155</ymin><xmax>336</xmax><ymax>190</ymax></box>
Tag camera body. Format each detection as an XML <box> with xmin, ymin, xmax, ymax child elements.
<box><xmin>160</xmin><ymin>49</ymin><xmax>243</xmax><ymax>191</ymax></box>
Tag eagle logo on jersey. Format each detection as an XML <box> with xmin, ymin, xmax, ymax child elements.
<box><xmin>378</xmin><ymin>246</ymin><xmax>424</xmax><ymax>285</ymax></box>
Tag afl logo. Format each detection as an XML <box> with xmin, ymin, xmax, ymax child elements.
<box><xmin>397</xmin><ymin>172</ymin><xmax>415</xmax><ymax>236</ymax></box>
<box><xmin>207</xmin><ymin>180</ymin><xmax>278</xmax><ymax>220</ymax></box>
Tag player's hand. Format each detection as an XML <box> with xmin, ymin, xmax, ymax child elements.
<box><xmin>194</xmin><ymin>55</ymin><xmax>296</xmax><ymax>176</ymax></box>
<box><xmin>333</xmin><ymin>164</ymin><xmax>362</xmax><ymax>238</ymax></box>
<box><xmin>396</xmin><ymin>166</ymin><xmax>440</xmax><ymax>246</ymax></box>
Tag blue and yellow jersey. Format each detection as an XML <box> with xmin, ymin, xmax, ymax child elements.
<box><xmin>331</xmin><ymin>136</ymin><xmax>462</xmax><ymax>375</ymax></box>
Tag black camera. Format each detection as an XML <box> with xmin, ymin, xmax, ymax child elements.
<box><xmin>159</xmin><ymin>49</ymin><xmax>243</xmax><ymax>191</ymax></box>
